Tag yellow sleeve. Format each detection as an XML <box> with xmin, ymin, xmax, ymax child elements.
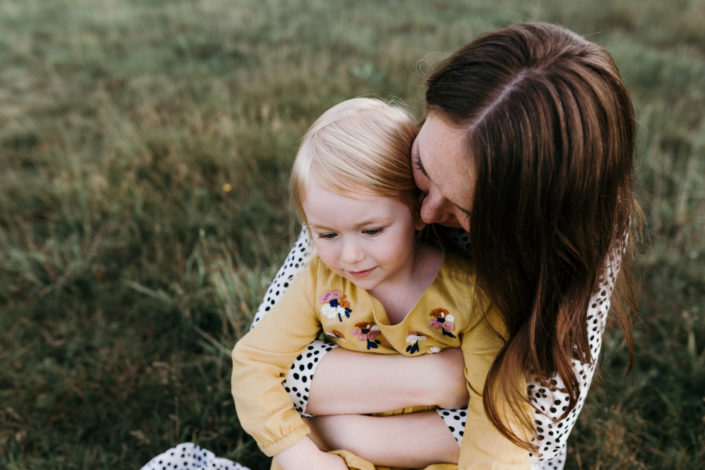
<box><xmin>458</xmin><ymin>303</ymin><xmax>531</xmax><ymax>469</ymax></box>
<box><xmin>231</xmin><ymin>260</ymin><xmax>323</xmax><ymax>456</ymax></box>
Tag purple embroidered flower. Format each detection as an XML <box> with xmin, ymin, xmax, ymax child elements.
<box><xmin>352</xmin><ymin>321</ymin><xmax>381</xmax><ymax>349</ymax></box>
<box><xmin>429</xmin><ymin>308</ymin><xmax>456</xmax><ymax>338</ymax></box>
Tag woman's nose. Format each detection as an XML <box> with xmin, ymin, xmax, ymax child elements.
<box><xmin>419</xmin><ymin>189</ymin><xmax>463</xmax><ymax>228</ymax></box>
<box><xmin>419</xmin><ymin>191</ymin><xmax>444</xmax><ymax>225</ymax></box>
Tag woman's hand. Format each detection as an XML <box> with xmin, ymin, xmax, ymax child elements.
<box><xmin>428</xmin><ymin>347</ymin><xmax>469</xmax><ymax>409</ymax></box>
<box><xmin>274</xmin><ymin>436</ymin><xmax>348</xmax><ymax>470</ymax></box>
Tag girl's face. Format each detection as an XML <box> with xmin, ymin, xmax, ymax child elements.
<box><xmin>411</xmin><ymin>112</ymin><xmax>476</xmax><ymax>232</ymax></box>
<box><xmin>303</xmin><ymin>183</ymin><xmax>423</xmax><ymax>295</ymax></box>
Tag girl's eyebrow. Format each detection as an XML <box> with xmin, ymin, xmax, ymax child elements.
<box><xmin>308</xmin><ymin>223</ymin><xmax>334</xmax><ymax>231</ymax></box>
<box><xmin>309</xmin><ymin>216</ymin><xmax>392</xmax><ymax>231</ymax></box>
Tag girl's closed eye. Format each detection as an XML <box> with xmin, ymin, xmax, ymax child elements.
<box><xmin>362</xmin><ymin>228</ymin><xmax>383</xmax><ymax>236</ymax></box>
<box><xmin>317</xmin><ymin>232</ymin><xmax>338</xmax><ymax>240</ymax></box>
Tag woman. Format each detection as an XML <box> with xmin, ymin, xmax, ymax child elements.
<box><xmin>144</xmin><ymin>22</ymin><xmax>639</xmax><ymax>470</ymax></box>
<box><xmin>252</xmin><ymin>22</ymin><xmax>639</xmax><ymax>470</ymax></box>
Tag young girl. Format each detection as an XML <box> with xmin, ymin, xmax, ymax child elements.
<box><xmin>231</xmin><ymin>97</ymin><xmax>530</xmax><ymax>470</ymax></box>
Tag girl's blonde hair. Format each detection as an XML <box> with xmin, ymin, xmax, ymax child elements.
<box><xmin>290</xmin><ymin>98</ymin><xmax>419</xmax><ymax>222</ymax></box>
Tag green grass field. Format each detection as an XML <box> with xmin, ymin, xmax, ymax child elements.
<box><xmin>1</xmin><ymin>0</ymin><xmax>704</xmax><ymax>468</ymax></box>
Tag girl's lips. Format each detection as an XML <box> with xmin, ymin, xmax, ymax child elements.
<box><xmin>348</xmin><ymin>267</ymin><xmax>376</xmax><ymax>278</ymax></box>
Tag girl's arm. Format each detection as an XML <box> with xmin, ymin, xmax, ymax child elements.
<box><xmin>274</xmin><ymin>436</ymin><xmax>348</xmax><ymax>470</ymax></box>
<box><xmin>306</xmin><ymin>411</ymin><xmax>459</xmax><ymax>468</ymax></box>
<box><xmin>307</xmin><ymin>347</ymin><xmax>468</xmax><ymax>415</ymax></box>
<box><xmin>232</xmin><ymin>262</ymin><xmax>323</xmax><ymax>458</ymax></box>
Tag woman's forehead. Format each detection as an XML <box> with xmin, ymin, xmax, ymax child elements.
<box><xmin>416</xmin><ymin>115</ymin><xmax>475</xmax><ymax>201</ymax></box>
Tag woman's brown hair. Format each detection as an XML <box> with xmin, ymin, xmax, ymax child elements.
<box><xmin>426</xmin><ymin>22</ymin><xmax>640</xmax><ymax>450</ymax></box>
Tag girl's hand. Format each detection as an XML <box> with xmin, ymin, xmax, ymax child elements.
<box><xmin>307</xmin><ymin>451</ymin><xmax>349</xmax><ymax>470</ymax></box>
<box><xmin>274</xmin><ymin>436</ymin><xmax>348</xmax><ymax>470</ymax></box>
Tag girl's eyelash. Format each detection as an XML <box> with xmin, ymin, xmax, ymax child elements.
<box><xmin>317</xmin><ymin>233</ymin><xmax>337</xmax><ymax>239</ymax></box>
<box><xmin>363</xmin><ymin>228</ymin><xmax>383</xmax><ymax>236</ymax></box>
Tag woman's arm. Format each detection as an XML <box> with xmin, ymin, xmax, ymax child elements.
<box><xmin>525</xmin><ymin>243</ymin><xmax>626</xmax><ymax>463</ymax></box>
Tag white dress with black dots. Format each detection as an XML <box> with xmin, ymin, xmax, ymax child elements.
<box><xmin>250</xmin><ymin>227</ymin><xmax>624</xmax><ymax>470</ymax></box>
<box><xmin>141</xmin><ymin>443</ymin><xmax>250</xmax><ymax>470</ymax></box>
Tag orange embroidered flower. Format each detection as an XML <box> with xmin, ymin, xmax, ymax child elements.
<box><xmin>338</xmin><ymin>294</ymin><xmax>350</xmax><ymax>309</ymax></box>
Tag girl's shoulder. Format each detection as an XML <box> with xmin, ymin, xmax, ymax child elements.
<box><xmin>438</xmin><ymin>248</ymin><xmax>474</xmax><ymax>283</ymax></box>
<box><xmin>307</xmin><ymin>255</ymin><xmax>358</xmax><ymax>294</ymax></box>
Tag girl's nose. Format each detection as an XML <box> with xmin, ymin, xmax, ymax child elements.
<box><xmin>341</xmin><ymin>238</ymin><xmax>364</xmax><ymax>264</ymax></box>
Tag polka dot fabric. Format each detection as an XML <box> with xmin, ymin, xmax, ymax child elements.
<box><xmin>285</xmin><ymin>340</ymin><xmax>336</xmax><ymax>415</ymax></box>
<box><xmin>527</xmin><ymin>241</ymin><xmax>624</xmax><ymax>468</ymax></box>
<box><xmin>251</xmin><ymin>227</ymin><xmax>626</xmax><ymax>469</ymax></box>
<box><xmin>141</xmin><ymin>443</ymin><xmax>250</xmax><ymax>470</ymax></box>
<box><xmin>250</xmin><ymin>230</ymin><xmax>314</xmax><ymax>329</ymax></box>
<box><xmin>436</xmin><ymin>407</ymin><xmax>467</xmax><ymax>443</ymax></box>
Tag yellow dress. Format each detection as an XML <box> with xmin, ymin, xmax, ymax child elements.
<box><xmin>232</xmin><ymin>254</ymin><xmax>530</xmax><ymax>469</ymax></box>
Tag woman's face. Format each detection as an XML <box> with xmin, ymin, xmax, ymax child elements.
<box><xmin>411</xmin><ymin>112</ymin><xmax>476</xmax><ymax>232</ymax></box>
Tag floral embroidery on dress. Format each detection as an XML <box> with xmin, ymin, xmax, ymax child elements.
<box><xmin>325</xmin><ymin>329</ymin><xmax>346</xmax><ymax>341</ymax></box>
<box><xmin>405</xmin><ymin>332</ymin><xmax>426</xmax><ymax>354</ymax></box>
<box><xmin>430</xmin><ymin>308</ymin><xmax>456</xmax><ymax>338</ymax></box>
<box><xmin>428</xmin><ymin>346</ymin><xmax>441</xmax><ymax>354</ymax></box>
<box><xmin>352</xmin><ymin>321</ymin><xmax>381</xmax><ymax>350</ymax></box>
<box><xmin>320</xmin><ymin>290</ymin><xmax>352</xmax><ymax>322</ymax></box>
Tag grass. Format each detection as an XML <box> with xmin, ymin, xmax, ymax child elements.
<box><xmin>1</xmin><ymin>0</ymin><xmax>704</xmax><ymax>468</ymax></box>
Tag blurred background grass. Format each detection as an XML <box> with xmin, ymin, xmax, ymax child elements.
<box><xmin>1</xmin><ymin>0</ymin><xmax>703</xmax><ymax>468</ymax></box>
